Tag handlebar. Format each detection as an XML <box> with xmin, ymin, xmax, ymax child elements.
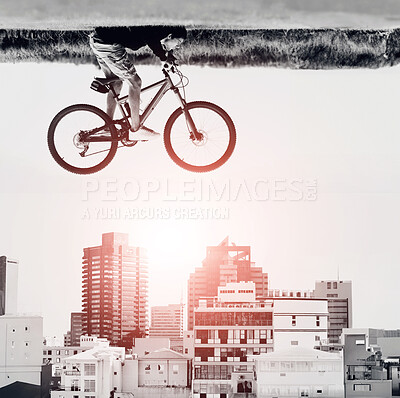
<box><xmin>163</xmin><ymin>61</ymin><xmax>177</xmax><ymax>74</ymax></box>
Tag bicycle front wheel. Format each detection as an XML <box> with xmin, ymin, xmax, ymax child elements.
<box><xmin>164</xmin><ymin>101</ymin><xmax>236</xmax><ymax>172</ymax></box>
<box><xmin>48</xmin><ymin>104</ymin><xmax>118</xmax><ymax>174</ymax></box>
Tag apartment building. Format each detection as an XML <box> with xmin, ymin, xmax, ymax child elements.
<box><xmin>314</xmin><ymin>280</ymin><xmax>352</xmax><ymax>344</ymax></box>
<box><xmin>188</xmin><ymin>237</ymin><xmax>268</xmax><ymax>331</ymax></box>
<box><xmin>192</xmin><ymin>282</ymin><xmax>329</xmax><ymax>397</ymax></box>
<box><xmin>193</xmin><ymin>282</ymin><xmax>272</xmax><ymax>397</ymax></box>
<box><xmin>82</xmin><ymin>232</ymin><xmax>149</xmax><ymax>346</ymax></box>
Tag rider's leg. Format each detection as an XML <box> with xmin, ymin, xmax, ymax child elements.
<box><xmin>97</xmin><ymin>60</ymin><xmax>122</xmax><ymax>120</ymax></box>
<box><xmin>105</xmin><ymin>80</ymin><xmax>123</xmax><ymax>119</ymax></box>
<box><xmin>126</xmin><ymin>73</ymin><xmax>160</xmax><ymax>141</ymax></box>
<box><xmin>125</xmin><ymin>74</ymin><xmax>142</xmax><ymax>132</ymax></box>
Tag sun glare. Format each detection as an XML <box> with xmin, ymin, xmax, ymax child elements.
<box><xmin>139</xmin><ymin>220</ymin><xmax>205</xmax><ymax>271</ymax></box>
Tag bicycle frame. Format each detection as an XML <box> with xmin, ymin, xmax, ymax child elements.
<box><xmin>86</xmin><ymin>68</ymin><xmax>200</xmax><ymax>143</ymax></box>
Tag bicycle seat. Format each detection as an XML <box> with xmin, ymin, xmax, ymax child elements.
<box><xmin>94</xmin><ymin>76</ymin><xmax>121</xmax><ymax>85</ymax></box>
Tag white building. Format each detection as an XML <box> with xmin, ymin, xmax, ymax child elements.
<box><xmin>273</xmin><ymin>298</ymin><xmax>329</xmax><ymax>351</ymax></box>
<box><xmin>252</xmin><ymin>346</ymin><xmax>344</xmax><ymax>398</ymax></box>
<box><xmin>138</xmin><ymin>348</ymin><xmax>190</xmax><ymax>387</ymax></box>
<box><xmin>51</xmin><ymin>345</ymin><xmax>138</xmax><ymax>398</ymax></box>
<box><xmin>0</xmin><ymin>314</ymin><xmax>43</xmax><ymax>388</ymax></box>
<box><xmin>43</xmin><ymin>336</ymin><xmax>108</xmax><ymax>377</ymax></box>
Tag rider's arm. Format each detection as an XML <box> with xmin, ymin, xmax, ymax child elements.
<box><xmin>147</xmin><ymin>39</ymin><xmax>169</xmax><ymax>61</ymax></box>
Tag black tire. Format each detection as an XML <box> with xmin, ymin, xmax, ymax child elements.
<box><xmin>48</xmin><ymin>104</ymin><xmax>118</xmax><ymax>174</ymax></box>
<box><xmin>164</xmin><ymin>101</ymin><xmax>236</xmax><ymax>172</ymax></box>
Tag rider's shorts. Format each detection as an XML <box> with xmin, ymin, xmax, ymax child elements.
<box><xmin>89</xmin><ymin>33</ymin><xmax>137</xmax><ymax>80</ymax></box>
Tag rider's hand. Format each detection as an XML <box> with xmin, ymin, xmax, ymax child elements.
<box><xmin>166</xmin><ymin>51</ymin><xmax>178</xmax><ymax>65</ymax></box>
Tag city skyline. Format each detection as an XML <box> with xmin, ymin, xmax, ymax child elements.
<box><xmin>0</xmin><ymin>229</ymin><xmax>371</xmax><ymax>340</ymax></box>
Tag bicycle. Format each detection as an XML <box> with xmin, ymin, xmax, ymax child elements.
<box><xmin>48</xmin><ymin>63</ymin><xmax>236</xmax><ymax>174</ymax></box>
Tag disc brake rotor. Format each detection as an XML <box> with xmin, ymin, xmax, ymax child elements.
<box><xmin>192</xmin><ymin>130</ymin><xmax>208</xmax><ymax>147</ymax></box>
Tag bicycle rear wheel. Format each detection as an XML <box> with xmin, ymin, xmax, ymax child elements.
<box><xmin>48</xmin><ymin>104</ymin><xmax>118</xmax><ymax>174</ymax></box>
<box><xmin>164</xmin><ymin>101</ymin><xmax>236</xmax><ymax>172</ymax></box>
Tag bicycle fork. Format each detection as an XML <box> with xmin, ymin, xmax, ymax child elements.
<box><xmin>171</xmin><ymin>87</ymin><xmax>203</xmax><ymax>141</ymax></box>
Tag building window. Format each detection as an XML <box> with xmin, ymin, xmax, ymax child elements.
<box><xmin>11</xmin><ymin>341</ymin><xmax>15</xmax><ymax>348</ymax></box>
<box><xmin>84</xmin><ymin>380</ymin><xmax>96</xmax><ymax>392</ymax></box>
<box><xmin>353</xmin><ymin>384</ymin><xmax>371</xmax><ymax>392</ymax></box>
<box><xmin>56</xmin><ymin>358</ymin><xmax>60</xmax><ymax>363</ymax></box>
<box><xmin>317</xmin><ymin>390</ymin><xmax>323</xmax><ymax>394</ymax></box>
<box><xmin>185</xmin><ymin>348</ymin><xmax>188</xmax><ymax>354</ymax></box>
<box><xmin>316</xmin><ymin>316</ymin><xmax>320</xmax><ymax>327</ymax></box>
<box><xmin>145</xmin><ymin>364</ymin><xmax>151</xmax><ymax>372</ymax></box>
<box><xmin>291</xmin><ymin>341</ymin><xmax>298</xmax><ymax>346</ymax></box>
<box><xmin>158</xmin><ymin>364</ymin><xmax>164</xmax><ymax>374</ymax></box>
<box><xmin>84</xmin><ymin>364</ymin><xmax>96</xmax><ymax>376</ymax></box>
<box><xmin>173</xmin><ymin>365</ymin><xmax>179</xmax><ymax>374</ymax></box>
<box><xmin>333</xmin><ymin>282</ymin><xmax>337</xmax><ymax>289</ymax></box>
<box><xmin>355</xmin><ymin>340</ymin><xmax>365</xmax><ymax>345</ymax></box>
<box><xmin>25</xmin><ymin>326</ymin><xmax>29</xmax><ymax>332</ymax></box>
<box><xmin>327</xmin><ymin>282</ymin><xmax>331</xmax><ymax>289</ymax></box>
<box><xmin>25</xmin><ymin>342</ymin><xmax>30</xmax><ymax>347</ymax></box>
<box><xmin>292</xmin><ymin>316</ymin><xmax>296</xmax><ymax>327</ymax></box>
<box><xmin>315</xmin><ymin>336</ymin><xmax>320</xmax><ymax>341</ymax></box>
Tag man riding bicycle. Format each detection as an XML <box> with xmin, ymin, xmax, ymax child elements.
<box><xmin>89</xmin><ymin>25</ymin><xmax>187</xmax><ymax>141</ymax></box>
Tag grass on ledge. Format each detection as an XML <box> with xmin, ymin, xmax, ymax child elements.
<box><xmin>1</xmin><ymin>28</ymin><xmax>400</xmax><ymax>69</ymax></box>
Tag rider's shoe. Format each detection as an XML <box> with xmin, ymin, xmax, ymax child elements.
<box><xmin>130</xmin><ymin>126</ymin><xmax>160</xmax><ymax>141</ymax></box>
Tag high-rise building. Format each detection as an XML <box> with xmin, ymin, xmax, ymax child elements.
<box><xmin>187</xmin><ymin>237</ymin><xmax>268</xmax><ymax>330</ymax></box>
<box><xmin>149</xmin><ymin>304</ymin><xmax>184</xmax><ymax>338</ymax></box>
<box><xmin>70</xmin><ymin>312</ymin><xmax>83</xmax><ymax>346</ymax></box>
<box><xmin>314</xmin><ymin>280</ymin><xmax>352</xmax><ymax>344</ymax></box>
<box><xmin>0</xmin><ymin>256</ymin><xmax>18</xmax><ymax>316</ymax></box>
<box><xmin>149</xmin><ymin>304</ymin><xmax>184</xmax><ymax>353</ymax></box>
<box><xmin>82</xmin><ymin>232</ymin><xmax>149</xmax><ymax>346</ymax></box>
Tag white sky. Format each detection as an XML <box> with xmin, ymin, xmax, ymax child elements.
<box><xmin>1</xmin><ymin>62</ymin><xmax>400</xmax><ymax>337</ymax></box>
